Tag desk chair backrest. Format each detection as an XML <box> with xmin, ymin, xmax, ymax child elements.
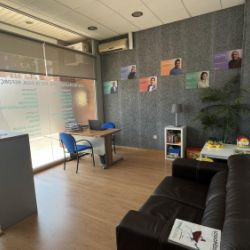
<box><xmin>59</xmin><ymin>132</ymin><xmax>76</xmax><ymax>153</ymax></box>
<box><xmin>101</xmin><ymin>122</ymin><xmax>116</xmax><ymax>154</ymax></box>
<box><xmin>101</xmin><ymin>122</ymin><xmax>115</xmax><ymax>129</ymax></box>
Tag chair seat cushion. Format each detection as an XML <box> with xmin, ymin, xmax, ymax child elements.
<box><xmin>153</xmin><ymin>176</ymin><xmax>208</xmax><ymax>209</ymax></box>
<box><xmin>76</xmin><ymin>144</ymin><xmax>91</xmax><ymax>152</ymax></box>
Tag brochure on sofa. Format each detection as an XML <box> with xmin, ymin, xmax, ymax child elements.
<box><xmin>168</xmin><ymin>219</ymin><xmax>221</xmax><ymax>250</ymax></box>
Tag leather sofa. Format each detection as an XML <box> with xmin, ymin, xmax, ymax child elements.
<box><xmin>116</xmin><ymin>154</ymin><xmax>250</xmax><ymax>250</ymax></box>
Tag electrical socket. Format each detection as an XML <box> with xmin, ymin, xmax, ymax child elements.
<box><xmin>153</xmin><ymin>135</ymin><xmax>157</xmax><ymax>140</ymax></box>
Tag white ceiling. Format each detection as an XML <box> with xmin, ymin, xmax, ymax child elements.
<box><xmin>0</xmin><ymin>0</ymin><xmax>245</xmax><ymax>42</ymax></box>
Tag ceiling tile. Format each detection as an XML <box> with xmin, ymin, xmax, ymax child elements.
<box><xmin>86</xmin><ymin>26</ymin><xmax>117</xmax><ymax>40</ymax></box>
<box><xmin>76</xmin><ymin>0</ymin><xmax>116</xmax><ymax>20</ymax></box>
<box><xmin>183</xmin><ymin>0</ymin><xmax>222</xmax><ymax>16</ymax></box>
<box><xmin>55</xmin><ymin>0</ymin><xmax>94</xmax><ymax>9</ymax></box>
<box><xmin>53</xmin><ymin>10</ymin><xmax>117</xmax><ymax>38</ymax></box>
<box><xmin>55</xmin><ymin>11</ymin><xmax>94</xmax><ymax>28</ymax></box>
<box><xmin>118</xmin><ymin>4</ymin><xmax>162</xmax><ymax>30</ymax></box>
<box><xmin>96</xmin><ymin>14</ymin><xmax>137</xmax><ymax>34</ymax></box>
<box><xmin>142</xmin><ymin>0</ymin><xmax>190</xmax><ymax>23</ymax></box>
<box><xmin>98</xmin><ymin>0</ymin><xmax>143</xmax><ymax>13</ymax></box>
<box><xmin>221</xmin><ymin>0</ymin><xmax>245</xmax><ymax>8</ymax></box>
<box><xmin>27</xmin><ymin>0</ymin><xmax>70</xmax><ymax>18</ymax></box>
<box><xmin>2</xmin><ymin>0</ymin><xmax>35</xmax><ymax>6</ymax></box>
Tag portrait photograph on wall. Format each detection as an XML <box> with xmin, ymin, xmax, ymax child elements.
<box><xmin>185</xmin><ymin>71</ymin><xmax>209</xmax><ymax>89</ymax></box>
<box><xmin>120</xmin><ymin>65</ymin><xmax>136</xmax><ymax>80</ymax></box>
<box><xmin>161</xmin><ymin>58</ymin><xmax>183</xmax><ymax>76</ymax></box>
<box><xmin>214</xmin><ymin>49</ymin><xmax>242</xmax><ymax>70</ymax></box>
<box><xmin>103</xmin><ymin>80</ymin><xmax>118</xmax><ymax>95</ymax></box>
<box><xmin>139</xmin><ymin>76</ymin><xmax>157</xmax><ymax>93</ymax></box>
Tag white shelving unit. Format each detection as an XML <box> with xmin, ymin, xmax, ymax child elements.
<box><xmin>165</xmin><ymin>126</ymin><xmax>186</xmax><ymax>160</ymax></box>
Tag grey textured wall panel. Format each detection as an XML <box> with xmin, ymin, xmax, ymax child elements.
<box><xmin>241</xmin><ymin>0</ymin><xmax>250</xmax><ymax>136</ymax></box>
<box><xmin>119</xmin><ymin>80</ymin><xmax>140</xmax><ymax>147</ymax></box>
<box><xmin>101</xmin><ymin>6</ymin><xmax>245</xmax><ymax>149</ymax></box>
<box><xmin>181</xmin><ymin>15</ymin><xmax>213</xmax><ymax>72</ymax></box>
<box><xmin>136</xmin><ymin>28</ymin><xmax>161</xmax><ymax>77</ymax></box>
<box><xmin>213</xmin><ymin>7</ymin><xmax>244</xmax><ymax>51</ymax></box>
<box><xmin>138</xmin><ymin>91</ymin><xmax>158</xmax><ymax>148</ymax></box>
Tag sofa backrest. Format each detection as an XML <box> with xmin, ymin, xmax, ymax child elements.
<box><xmin>221</xmin><ymin>154</ymin><xmax>250</xmax><ymax>250</ymax></box>
<box><xmin>202</xmin><ymin>170</ymin><xmax>227</xmax><ymax>230</ymax></box>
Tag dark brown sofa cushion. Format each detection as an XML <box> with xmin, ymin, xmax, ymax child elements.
<box><xmin>153</xmin><ymin>176</ymin><xmax>208</xmax><ymax>209</ymax></box>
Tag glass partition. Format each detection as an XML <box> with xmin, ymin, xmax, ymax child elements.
<box><xmin>0</xmin><ymin>71</ymin><xmax>97</xmax><ymax>169</ymax></box>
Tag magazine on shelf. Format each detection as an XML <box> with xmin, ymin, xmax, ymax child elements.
<box><xmin>168</xmin><ymin>219</ymin><xmax>221</xmax><ymax>250</ymax></box>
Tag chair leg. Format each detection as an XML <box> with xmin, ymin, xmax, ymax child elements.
<box><xmin>91</xmin><ymin>147</ymin><xmax>95</xmax><ymax>166</ymax></box>
<box><xmin>63</xmin><ymin>158</ymin><xmax>66</xmax><ymax>170</ymax></box>
<box><xmin>76</xmin><ymin>154</ymin><xmax>80</xmax><ymax>174</ymax></box>
<box><xmin>113</xmin><ymin>136</ymin><xmax>116</xmax><ymax>154</ymax></box>
<box><xmin>62</xmin><ymin>144</ymin><xmax>67</xmax><ymax>170</ymax></box>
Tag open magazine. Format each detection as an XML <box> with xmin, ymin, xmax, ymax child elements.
<box><xmin>168</xmin><ymin>219</ymin><xmax>221</xmax><ymax>250</ymax></box>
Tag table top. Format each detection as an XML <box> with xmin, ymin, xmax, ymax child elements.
<box><xmin>200</xmin><ymin>143</ymin><xmax>236</xmax><ymax>160</ymax></box>
<box><xmin>70</xmin><ymin>128</ymin><xmax>121</xmax><ymax>138</ymax></box>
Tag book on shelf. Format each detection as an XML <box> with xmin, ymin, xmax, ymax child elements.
<box><xmin>168</xmin><ymin>219</ymin><xmax>221</xmax><ymax>250</ymax></box>
<box><xmin>168</xmin><ymin>146</ymin><xmax>180</xmax><ymax>156</ymax></box>
<box><xmin>167</xmin><ymin>131</ymin><xmax>181</xmax><ymax>144</ymax></box>
<box><xmin>167</xmin><ymin>153</ymin><xmax>179</xmax><ymax>159</ymax></box>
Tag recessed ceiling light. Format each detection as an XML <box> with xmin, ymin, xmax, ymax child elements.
<box><xmin>88</xmin><ymin>26</ymin><xmax>98</xmax><ymax>31</ymax></box>
<box><xmin>132</xmin><ymin>11</ymin><xmax>143</xmax><ymax>17</ymax></box>
<box><xmin>25</xmin><ymin>20</ymin><xmax>33</xmax><ymax>24</ymax></box>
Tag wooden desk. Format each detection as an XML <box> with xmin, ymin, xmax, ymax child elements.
<box><xmin>71</xmin><ymin>129</ymin><xmax>122</xmax><ymax>168</ymax></box>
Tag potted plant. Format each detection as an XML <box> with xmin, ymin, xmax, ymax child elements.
<box><xmin>196</xmin><ymin>75</ymin><xmax>250</xmax><ymax>143</ymax></box>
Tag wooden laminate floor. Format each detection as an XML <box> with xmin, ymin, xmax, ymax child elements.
<box><xmin>0</xmin><ymin>148</ymin><xmax>172</xmax><ymax>250</ymax></box>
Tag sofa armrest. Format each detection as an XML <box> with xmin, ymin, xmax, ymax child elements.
<box><xmin>172</xmin><ymin>158</ymin><xmax>227</xmax><ymax>185</ymax></box>
<box><xmin>116</xmin><ymin>210</ymin><xmax>164</xmax><ymax>250</ymax></box>
<box><xmin>116</xmin><ymin>210</ymin><xmax>184</xmax><ymax>250</ymax></box>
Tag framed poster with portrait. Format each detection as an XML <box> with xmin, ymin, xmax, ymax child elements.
<box><xmin>214</xmin><ymin>49</ymin><xmax>242</xmax><ymax>70</ymax></box>
<box><xmin>139</xmin><ymin>76</ymin><xmax>157</xmax><ymax>93</ymax></box>
<box><xmin>103</xmin><ymin>80</ymin><xmax>118</xmax><ymax>94</ymax></box>
<box><xmin>120</xmin><ymin>65</ymin><xmax>136</xmax><ymax>80</ymax></box>
<box><xmin>161</xmin><ymin>58</ymin><xmax>183</xmax><ymax>76</ymax></box>
<box><xmin>185</xmin><ymin>71</ymin><xmax>209</xmax><ymax>89</ymax></box>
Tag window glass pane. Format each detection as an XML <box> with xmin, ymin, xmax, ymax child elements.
<box><xmin>0</xmin><ymin>71</ymin><xmax>97</xmax><ymax>169</ymax></box>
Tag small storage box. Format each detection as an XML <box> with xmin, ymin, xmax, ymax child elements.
<box><xmin>186</xmin><ymin>147</ymin><xmax>201</xmax><ymax>159</ymax></box>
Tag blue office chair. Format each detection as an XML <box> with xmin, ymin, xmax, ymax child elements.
<box><xmin>59</xmin><ymin>132</ymin><xmax>95</xmax><ymax>173</ymax></box>
<box><xmin>101</xmin><ymin>122</ymin><xmax>116</xmax><ymax>154</ymax></box>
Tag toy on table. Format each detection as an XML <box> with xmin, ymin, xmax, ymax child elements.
<box><xmin>237</xmin><ymin>136</ymin><xmax>250</xmax><ymax>148</ymax></box>
<box><xmin>207</xmin><ymin>139</ymin><xmax>224</xmax><ymax>149</ymax></box>
<box><xmin>235</xmin><ymin>136</ymin><xmax>250</xmax><ymax>154</ymax></box>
